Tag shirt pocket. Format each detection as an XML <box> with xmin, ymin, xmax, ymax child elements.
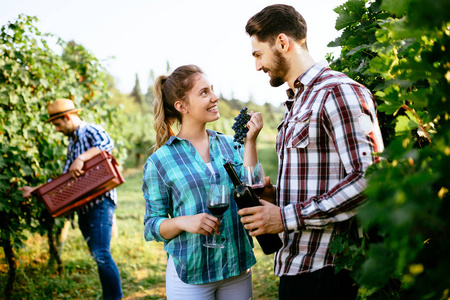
<box><xmin>287</xmin><ymin>109</ymin><xmax>313</xmax><ymax>149</ymax></box>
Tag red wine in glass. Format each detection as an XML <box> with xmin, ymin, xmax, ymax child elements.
<box><xmin>244</xmin><ymin>163</ymin><xmax>266</xmax><ymax>198</ymax></box>
<box><xmin>208</xmin><ymin>203</ymin><xmax>229</xmax><ymax>217</ymax></box>
<box><xmin>204</xmin><ymin>184</ymin><xmax>229</xmax><ymax>249</ymax></box>
<box><xmin>249</xmin><ymin>184</ymin><xmax>266</xmax><ymax>197</ymax></box>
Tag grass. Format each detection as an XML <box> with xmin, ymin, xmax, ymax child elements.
<box><xmin>1</xmin><ymin>143</ymin><xmax>280</xmax><ymax>299</ymax></box>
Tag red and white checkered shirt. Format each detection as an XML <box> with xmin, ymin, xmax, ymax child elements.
<box><xmin>274</xmin><ymin>61</ymin><xmax>384</xmax><ymax>276</ymax></box>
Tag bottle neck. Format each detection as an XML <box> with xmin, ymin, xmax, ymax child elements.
<box><xmin>223</xmin><ymin>162</ymin><xmax>242</xmax><ymax>187</ymax></box>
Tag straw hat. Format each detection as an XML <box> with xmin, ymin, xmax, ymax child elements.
<box><xmin>45</xmin><ymin>99</ymin><xmax>82</xmax><ymax>122</ymax></box>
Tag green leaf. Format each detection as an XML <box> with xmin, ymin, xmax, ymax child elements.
<box><xmin>334</xmin><ymin>0</ymin><xmax>367</xmax><ymax>30</ymax></box>
<box><xmin>8</xmin><ymin>91</ymin><xmax>19</xmax><ymax>104</ymax></box>
<box><xmin>407</xmin><ymin>88</ymin><xmax>431</xmax><ymax>109</ymax></box>
<box><xmin>378</xmin><ymin>102</ymin><xmax>401</xmax><ymax>115</ymax></box>
<box><xmin>381</xmin><ymin>0</ymin><xmax>408</xmax><ymax>16</ymax></box>
<box><xmin>359</xmin><ymin>243</ymin><xmax>395</xmax><ymax>288</ymax></box>
<box><xmin>20</xmin><ymin>165</ymin><xmax>33</xmax><ymax>176</ymax></box>
<box><xmin>39</xmin><ymin>78</ymin><xmax>49</xmax><ymax>89</ymax></box>
<box><xmin>395</xmin><ymin>111</ymin><xmax>420</xmax><ymax>135</ymax></box>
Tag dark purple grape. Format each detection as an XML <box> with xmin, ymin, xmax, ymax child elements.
<box><xmin>232</xmin><ymin>107</ymin><xmax>250</xmax><ymax>148</ymax></box>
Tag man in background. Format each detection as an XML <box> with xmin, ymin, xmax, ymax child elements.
<box><xmin>21</xmin><ymin>98</ymin><xmax>123</xmax><ymax>300</ymax></box>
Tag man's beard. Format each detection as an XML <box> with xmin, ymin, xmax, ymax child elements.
<box><xmin>268</xmin><ymin>49</ymin><xmax>289</xmax><ymax>87</ymax></box>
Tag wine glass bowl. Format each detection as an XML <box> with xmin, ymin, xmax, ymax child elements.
<box><xmin>204</xmin><ymin>184</ymin><xmax>229</xmax><ymax>249</ymax></box>
<box><xmin>243</xmin><ymin>163</ymin><xmax>266</xmax><ymax>197</ymax></box>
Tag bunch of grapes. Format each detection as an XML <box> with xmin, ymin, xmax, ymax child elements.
<box><xmin>232</xmin><ymin>107</ymin><xmax>250</xmax><ymax>149</ymax></box>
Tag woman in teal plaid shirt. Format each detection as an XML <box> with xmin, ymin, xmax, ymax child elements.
<box><xmin>142</xmin><ymin>65</ymin><xmax>262</xmax><ymax>299</ymax></box>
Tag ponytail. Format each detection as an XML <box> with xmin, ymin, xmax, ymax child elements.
<box><xmin>151</xmin><ymin>65</ymin><xmax>204</xmax><ymax>152</ymax></box>
<box><xmin>153</xmin><ymin>75</ymin><xmax>174</xmax><ymax>151</ymax></box>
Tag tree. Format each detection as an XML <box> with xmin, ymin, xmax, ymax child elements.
<box><xmin>0</xmin><ymin>15</ymin><xmax>125</xmax><ymax>299</ymax></box>
<box><xmin>328</xmin><ymin>0</ymin><xmax>450</xmax><ymax>298</ymax></box>
<box><xmin>144</xmin><ymin>69</ymin><xmax>156</xmax><ymax>109</ymax></box>
<box><xmin>130</xmin><ymin>73</ymin><xmax>143</xmax><ymax>105</ymax></box>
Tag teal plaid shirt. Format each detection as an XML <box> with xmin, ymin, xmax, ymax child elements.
<box><xmin>143</xmin><ymin>130</ymin><xmax>256</xmax><ymax>284</ymax></box>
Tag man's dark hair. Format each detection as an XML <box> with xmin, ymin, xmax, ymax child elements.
<box><xmin>245</xmin><ymin>4</ymin><xmax>308</xmax><ymax>47</ymax></box>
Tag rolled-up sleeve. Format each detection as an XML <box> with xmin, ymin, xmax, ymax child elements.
<box><xmin>142</xmin><ymin>158</ymin><xmax>171</xmax><ymax>243</ymax></box>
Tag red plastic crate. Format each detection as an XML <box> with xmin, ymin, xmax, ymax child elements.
<box><xmin>32</xmin><ymin>151</ymin><xmax>125</xmax><ymax>217</ymax></box>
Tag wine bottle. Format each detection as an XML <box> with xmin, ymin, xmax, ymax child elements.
<box><xmin>223</xmin><ymin>162</ymin><xmax>283</xmax><ymax>255</ymax></box>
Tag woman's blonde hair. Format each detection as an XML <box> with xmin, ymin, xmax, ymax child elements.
<box><xmin>153</xmin><ymin>64</ymin><xmax>204</xmax><ymax>151</ymax></box>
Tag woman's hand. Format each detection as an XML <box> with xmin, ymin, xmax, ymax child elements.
<box><xmin>177</xmin><ymin>213</ymin><xmax>221</xmax><ymax>236</ymax></box>
<box><xmin>160</xmin><ymin>213</ymin><xmax>221</xmax><ymax>240</ymax></box>
<box><xmin>243</xmin><ymin>111</ymin><xmax>263</xmax><ymax>167</ymax></box>
<box><xmin>245</xmin><ymin>112</ymin><xmax>263</xmax><ymax>143</ymax></box>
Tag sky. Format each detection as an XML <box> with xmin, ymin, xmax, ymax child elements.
<box><xmin>1</xmin><ymin>0</ymin><xmax>346</xmax><ymax>106</ymax></box>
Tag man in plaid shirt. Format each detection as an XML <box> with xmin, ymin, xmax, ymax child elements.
<box><xmin>239</xmin><ymin>5</ymin><xmax>384</xmax><ymax>299</ymax></box>
<box><xmin>21</xmin><ymin>99</ymin><xmax>123</xmax><ymax>299</ymax></box>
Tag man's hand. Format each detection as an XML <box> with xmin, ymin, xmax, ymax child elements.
<box><xmin>259</xmin><ymin>176</ymin><xmax>276</xmax><ymax>204</ymax></box>
<box><xmin>18</xmin><ymin>186</ymin><xmax>38</xmax><ymax>198</ymax></box>
<box><xmin>69</xmin><ymin>157</ymin><xmax>85</xmax><ymax>178</ymax></box>
<box><xmin>238</xmin><ymin>200</ymin><xmax>284</xmax><ymax>236</ymax></box>
<box><xmin>69</xmin><ymin>149</ymin><xmax>101</xmax><ymax>179</ymax></box>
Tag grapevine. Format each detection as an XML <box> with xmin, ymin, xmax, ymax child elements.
<box><xmin>232</xmin><ymin>107</ymin><xmax>250</xmax><ymax>149</ymax></box>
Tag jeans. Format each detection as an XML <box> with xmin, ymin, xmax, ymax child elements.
<box><xmin>78</xmin><ymin>199</ymin><xmax>123</xmax><ymax>300</ymax></box>
<box><xmin>279</xmin><ymin>267</ymin><xmax>357</xmax><ymax>300</ymax></box>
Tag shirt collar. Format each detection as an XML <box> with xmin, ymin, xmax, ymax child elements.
<box><xmin>69</xmin><ymin>121</ymin><xmax>87</xmax><ymax>142</ymax></box>
<box><xmin>166</xmin><ymin>129</ymin><xmax>217</xmax><ymax>145</ymax></box>
<box><xmin>283</xmin><ymin>60</ymin><xmax>330</xmax><ymax>110</ymax></box>
<box><xmin>285</xmin><ymin>60</ymin><xmax>330</xmax><ymax>99</ymax></box>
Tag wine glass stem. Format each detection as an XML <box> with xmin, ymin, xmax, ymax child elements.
<box><xmin>213</xmin><ymin>216</ymin><xmax>222</xmax><ymax>244</ymax></box>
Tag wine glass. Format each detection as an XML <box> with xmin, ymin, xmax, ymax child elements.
<box><xmin>203</xmin><ymin>184</ymin><xmax>229</xmax><ymax>249</ymax></box>
<box><xmin>243</xmin><ymin>163</ymin><xmax>266</xmax><ymax>198</ymax></box>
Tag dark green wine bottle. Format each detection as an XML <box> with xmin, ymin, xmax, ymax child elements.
<box><xmin>223</xmin><ymin>162</ymin><xmax>283</xmax><ymax>255</ymax></box>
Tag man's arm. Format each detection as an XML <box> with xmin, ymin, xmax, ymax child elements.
<box><xmin>19</xmin><ymin>186</ymin><xmax>41</xmax><ymax>198</ymax></box>
<box><xmin>68</xmin><ymin>147</ymin><xmax>102</xmax><ymax>178</ymax></box>
<box><xmin>239</xmin><ymin>84</ymin><xmax>384</xmax><ymax>236</ymax></box>
<box><xmin>281</xmin><ymin>84</ymin><xmax>384</xmax><ymax>232</ymax></box>
<box><xmin>67</xmin><ymin>123</ymin><xmax>114</xmax><ymax>178</ymax></box>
